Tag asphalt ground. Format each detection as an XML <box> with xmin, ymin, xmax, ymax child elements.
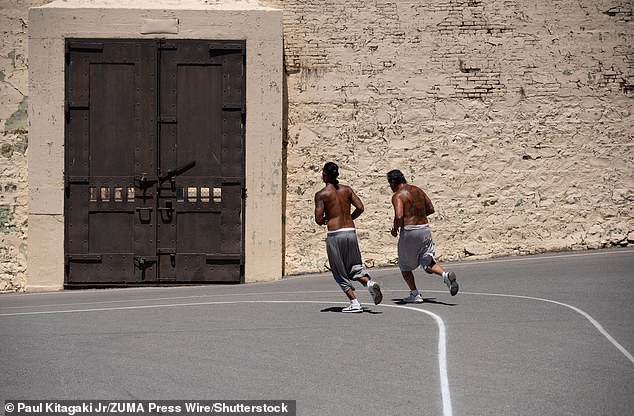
<box><xmin>1</xmin><ymin>247</ymin><xmax>632</xmax><ymax>416</ymax></box>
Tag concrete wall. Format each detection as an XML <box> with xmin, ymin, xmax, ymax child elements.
<box><xmin>1</xmin><ymin>0</ymin><xmax>632</xmax><ymax>291</ymax></box>
<box><xmin>24</xmin><ymin>0</ymin><xmax>282</xmax><ymax>291</ymax></box>
<box><xmin>263</xmin><ymin>0</ymin><xmax>633</xmax><ymax>275</ymax></box>
<box><xmin>0</xmin><ymin>0</ymin><xmax>48</xmax><ymax>291</ymax></box>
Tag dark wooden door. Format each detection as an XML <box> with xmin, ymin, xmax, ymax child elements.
<box><xmin>64</xmin><ymin>39</ymin><xmax>245</xmax><ymax>287</ymax></box>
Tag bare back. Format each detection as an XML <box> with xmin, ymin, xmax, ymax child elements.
<box><xmin>392</xmin><ymin>184</ymin><xmax>435</xmax><ymax>226</ymax></box>
<box><xmin>314</xmin><ymin>184</ymin><xmax>364</xmax><ymax>231</ymax></box>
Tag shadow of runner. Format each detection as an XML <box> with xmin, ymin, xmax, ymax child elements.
<box><xmin>391</xmin><ymin>297</ymin><xmax>457</xmax><ymax>306</ymax></box>
<box><xmin>320</xmin><ymin>306</ymin><xmax>383</xmax><ymax>314</ymax></box>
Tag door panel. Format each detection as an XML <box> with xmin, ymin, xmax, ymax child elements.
<box><xmin>156</xmin><ymin>40</ymin><xmax>244</xmax><ymax>283</ymax></box>
<box><xmin>64</xmin><ymin>39</ymin><xmax>245</xmax><ymax>287</ymax></box>
<box><xmin>65</xmin><ymin>40</ymin><xmax>157</xmax><ymax>285</ymax></box>
<box><xmin>89</xmin><ymin>64</ymin><xmax>136</xmax><ymax>176</ymax></box>
<box><xmin>177</xmin><ymin>64</ymin><xmax>223</xmax><ymax>176</ymax></box>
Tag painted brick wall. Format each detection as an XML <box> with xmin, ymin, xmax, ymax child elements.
<box><xmin>262</xmin><ymin>0</ymin><xmax>634</xmax><ymax>275</ymax></box>
<box><xmin>0</xmin><ymin>0</ymin><xmax>49</xmax><ymax>291</ymax></box>
<box><xmin>1</xmin><ymin>0</ymin><xmax>632</xmax><ymax>290</ymax></box>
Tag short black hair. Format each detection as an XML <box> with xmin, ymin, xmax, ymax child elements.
<box><xmin>323</xmin><ymin>162</ymin><xmax>339</xmax><ymax>184</ymax></box>
<box><xmin>387</xmin><ymin>169</ymin><xmax>406</xmax><ymax>185</ymax></box>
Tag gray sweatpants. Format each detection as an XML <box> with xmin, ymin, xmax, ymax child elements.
<box><xmin>398</xmin><ymin>224</ymin><xmax>437</xmax><ymax>272</ymax></box>
<box><xmin>325</xmin><ymin>229</ymin><xmax>368</xmax><ymax>293</ymax></box>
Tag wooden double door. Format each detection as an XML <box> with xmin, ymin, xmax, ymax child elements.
<box><xmin>64</xmin><ymin>39</ymin><xmax>245</xmax><ymax>287</ymax></box>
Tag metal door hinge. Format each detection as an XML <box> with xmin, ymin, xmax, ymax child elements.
<box><xmin>65</xmin><ymin>254</ymin><xmax>103</xmax><ymax>265</ymax></box>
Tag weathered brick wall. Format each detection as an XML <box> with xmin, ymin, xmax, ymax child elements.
<box><xmin>1</xmin><ymin>0</ymin><xmax>632</xmax><ymax>290</ymax></box>
<box><xmin>263</xmin><ymin>0</ymin><xmax>634</xmax><ymax>275</ymax></box>
<box><xmin>0</xmin><ymin>0</ymin><xmax>49</xmax><ymax>291</ymax></box>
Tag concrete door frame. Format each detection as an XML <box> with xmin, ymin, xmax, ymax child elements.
<box><xmin>27</xmin><ymin>0</ymin><xmax>283</xmax><ymax>291</ymax></box>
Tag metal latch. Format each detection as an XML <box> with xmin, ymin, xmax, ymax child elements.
<box><xmin>134</xmin><ymin>174</ymin><xmax>159</xmax><ymax>189</ymax></box>
<box><xmin>134</xmin><ymin>256</ymin><xmax>158</xmax><ymax>269</ymax></box>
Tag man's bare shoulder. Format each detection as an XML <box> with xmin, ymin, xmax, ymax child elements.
<box><xmin>406</xmin><ymin>183</ymin><xmax>424</xmax><ymax>192</ymax></box>
<box><xmin>315</xmin><ymin>186</ymin><xmax>329</xmax><ymax>202</ymax></box>
<box><xmin>394</xmin><ymin>185</ymin><xmax>412</xmax><ymax>197</ymax></box>
<box><xmin>315</xmin><ymin>184</ymin><xmax>342</xmax><ymax>199</ymax></box>
<box><xmin>406</xmin><ymin>184</ymin><xmax>427</xmax><ymax>197</ymax></box>
<box><xmin>316</xmin><ymin>183</ymin><xmax>334</xmax><ymax>194</ymax></box>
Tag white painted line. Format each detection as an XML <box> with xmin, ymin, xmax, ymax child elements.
<box><xmin>460</xmin><ymin>291</ymin><xmax>634</xmax><ymax>365</ymax></box>
<box><xmin>447</xmin><ymin>248</ymin><xmax>634</xmax><ymax>268</ymax></box>
<box><xmin>0</xmin><ymin>290</ymin><xmax>344</xmax><ymax>310</ymax></box>
<box><xmin>2</xmin><ymin>285</ymin><xmax>630</xmax><ymax>366</ymax></box>
<box><xmin>3</xmin><ymin>248</ymin><xmax>630</xmax><ymax>298</ymax></box>
<box><xmin>2</xmin><ymin>285</ymin><xmax>630</xmax><ymax>364</ymax></box>
<box><xmin>380</xmin><ymin>304</ymin><xmax>453</xmax><ymax>416</ymax></box>
<box><xmin>0</xmin><ymin>300</ymin><xmax>249</xmax><ymax>316</ymax></box>
<box><xmin>0</xmin><ymin>299</ymin><xmax>453</xmax><ymax>416</ymax></box>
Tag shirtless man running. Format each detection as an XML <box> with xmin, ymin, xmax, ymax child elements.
<box><xmin>315</xmin><ymin>162</ymin><xmax>382</xmax><ymax>313</ymax></box>
<box><xmin>387</xmin><ymin>169</ymin><xmax>459</xmax><ymax>303</ymax></box>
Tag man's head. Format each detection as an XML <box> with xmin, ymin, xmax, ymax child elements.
<box><xmin>323</xmin><ymin>162</ymin><xmax>339</xmax><ymax>185</ymax></box>
<box><xmin>387</xmin><ymin>169</ymin><xmax>406</xmax><ymax>191</ymax></box>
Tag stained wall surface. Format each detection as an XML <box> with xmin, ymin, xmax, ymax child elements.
<box><xmin>0</xmin><ymin>0</ymin><xmax>48</xmax><ymax>291</ymax></box>
<box><xmin>6</xmin><ymin>0</ymin><xmax>283</xmax><ymax>291</ymax></box>
<box><xmin>262</xmin><ymin>0</ymin><xmax>633</xmax><ymax>274</ymax></box>
<box><xmin>1</xmin><ymin>0</ymin><xmax>632</xmax><ymax>290</ymax></box>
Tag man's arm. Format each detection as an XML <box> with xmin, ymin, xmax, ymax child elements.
<box><xmin>350</xmin><ymin>188</ymin><xmax>364</xmax><ymax>220</ymax></box>
<box><xmin>314</xmin><ymin>192</ymin><xmax>327</xmax><ymax>225</ymax></box>
<box><xmin>424</xmin><ymin>191</ymin><xmax>435</xmax><ymax>216</ymax></box>
<box><xmin>391</xmin><ymin>193</ymin><xmax>404</xmax><ymax>237</ymax></box>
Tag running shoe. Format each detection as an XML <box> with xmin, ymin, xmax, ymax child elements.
<box><xmin>369</xmin><ymin>281</ymin><xmax>383</xmax><ymax>305</ymax></box>
<box><xmin>342</xmin><ymin>303</ymin><xmax>363</xmax><ymax>313</ymax></box>
<box><xmin>445</xmin><ymin>271</ymin><xmax>459</xmax><ymax>296</ymax></box>
<box><xmin>402</xmin><ymin>292</ymin><xmax>424</xmax><ymax>303</ymax></box>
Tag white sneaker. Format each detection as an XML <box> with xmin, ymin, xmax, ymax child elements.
<box><xmin>402</xmin><ymin>292</ymin><xmax>424</xmax><ymax>303</ymax></box>
<box><xmin>342</xmin><ymin>303</ymin><xmax>363</xmax><ymax>313</ymax></box>
<box><xmin>444</xmin><ymin>271</ymin><xmax>459</xmax><ymax>296</ymax></box>
<box><xmin>368</xmin><ymin>282</ymin><xmax>383</xmax><ymax>305</ymax></box>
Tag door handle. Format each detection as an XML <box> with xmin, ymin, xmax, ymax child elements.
<box><xmin>158</xmin><ymin>201</ymin><xmax>174</xmax><ymax>221</ymax></box>
<box><xmin>135</xmin><ymin>206</ymin><xmax>153</xmax><ymax>222</ymax></box>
